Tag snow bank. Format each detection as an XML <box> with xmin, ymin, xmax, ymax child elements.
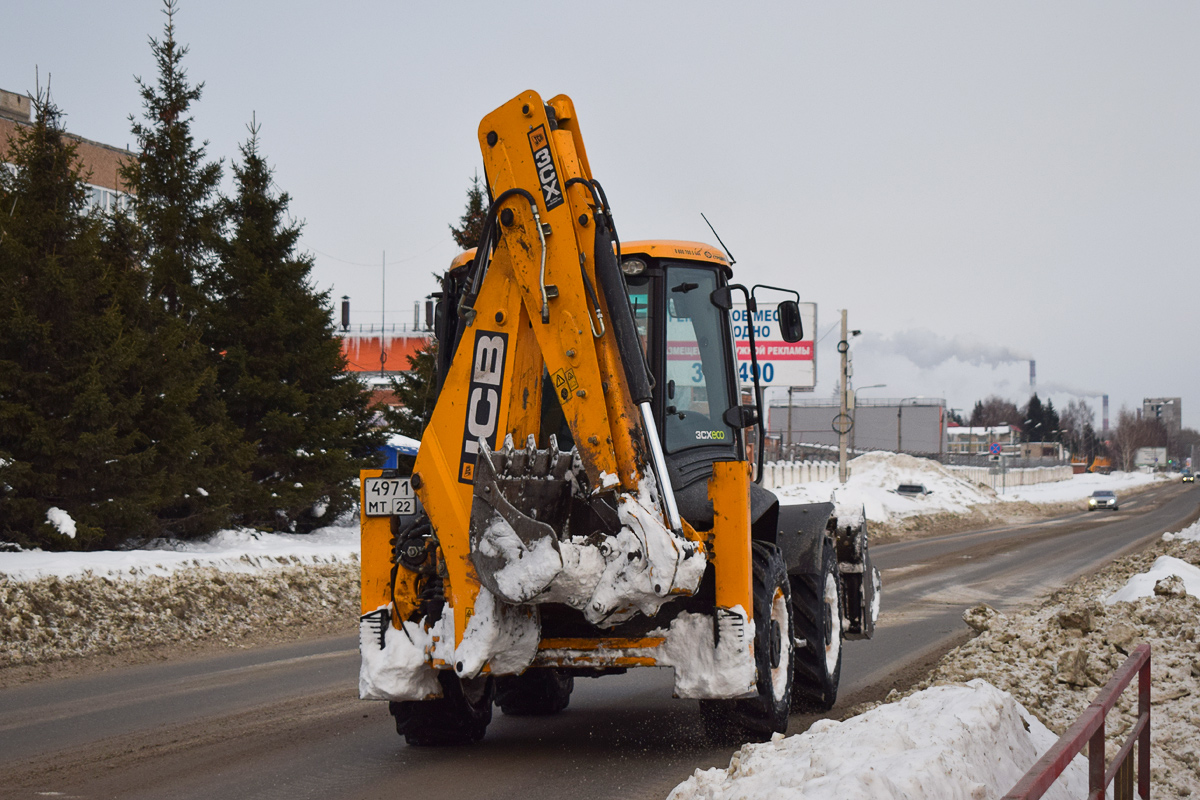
<box><xmin>1105</xmin><ymin>556</ymin><xmax>1200</xmax><ymax>604</ymax></box>
<box><xmin>0</xmin><ymin>520</ymin><xmax>365</xmax><ymax>669</ymax></box>
<box><xmin>0</xmin><ymin>562</ymin><xmax>358</xmax><ymax>668</ymax></box>
<box><xmin>1162</xmin><ymin>520</ymin><xmax>1200</xmax><ymax>543</ymax></box>
<box><xmin>1002</xmin><ymin>470</ymin><xmax>1166</xmax><ymax>504</ymax></box>
<box><xmin>905</xmin><ymin>528</ymin><xmax>1200</xmax><ymax>798</ymax></box>
<box><xmin>667</xmin><ymin>680</ymin><xmax>1088</xmax><ymax>800</ymax></box>
<box><xmin>0</xmin><ymin>521</ymin><xmax>359</xmax><ymax>583</ymax></box>
<box><xmin>774</xmin><ymin>452</ymin><xmax>1168</xmax><ymax>527</ymax></box>
<box><xmin>776</xmin><ymin>452</ymin><xmax>998</xmax><ymax>524</ymax></box>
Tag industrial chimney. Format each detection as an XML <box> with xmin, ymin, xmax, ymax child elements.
<box><xmin>1102</xmin><ymin>394</ymin><xmax>1109</xmax><ymax>434</ymax></box>
<box><xmin>1029</xmin><ymin>360</ymin><xmax>1036</xmax><ymax>395</ymax></box>
<box><xmin>340</xmin><ymin>296</ymin><xmax>350</xmax><ymax>331</ymax></box>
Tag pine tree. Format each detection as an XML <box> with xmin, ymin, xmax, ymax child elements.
<box><xmin>207</xmin><ymin>121</ymin><xmax>383</xmax><ymax>531</ymax></box>
<box><xmin>0</xmin><ymin>91</ymin><xmax>158</xmax><ymax>549</ymax></box>
<box><xmin>1023</xmin><ymin>394</ymin><xmax>1045</xmax><ymax>442</ymax></box>
<box><xmin>120</xmin><ymin>0</ymin><xmax>251</xmax><ymax>538</ymax></box>
<box><xmin>383</xmin><ymin>341</ymin><xmax>439</xmax><ymax>440</ymax></box>
<box><xmin>448</xmin><ymin>172</ymin><xmax>487</xmax><ymax>250</ymax></box>
<box><xmin>125</xmin><ymin>0</ymin><xmax>222</xmax><ymax>316</ymax></box>
<box><xmin>1043</xmin><ymin>399</ymin><xmax>1061</xmax><ymax>442</ymax></box>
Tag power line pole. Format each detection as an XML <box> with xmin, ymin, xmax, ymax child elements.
<box><xmin>379</xmin><ymin>251</ymin><xmax>387</xmax><ymax>372</ymax></box>
<box><xmin>839</xmin><ymin>309</ymin><xmax>849</xmax><ymax>483</ymax></box>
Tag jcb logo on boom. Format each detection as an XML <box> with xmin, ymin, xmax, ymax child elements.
<box><xmin>527</xmin><ymin>125</ymin><xmax>564</xmax><ymax>211</ymax></box>
<box><xmin>459</xmin><ymin>331</ymin><xmax>509</xmax><ymax>483</ymax></box>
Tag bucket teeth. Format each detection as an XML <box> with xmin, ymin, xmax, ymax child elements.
<box><xmin>548</xmin><ymin>435</ymin><xmax>573</xmax><ymax>480</ymax></box>
<box><xmin>509</xmin><ymin>438</ymin><xmax>529</xmax><ymax>474</ymax></box>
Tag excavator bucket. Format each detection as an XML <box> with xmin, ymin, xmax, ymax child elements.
<box><xmin>468</xmin><ymin>434</ymin><xmax>574</xmax><ymax>604</ymax></box>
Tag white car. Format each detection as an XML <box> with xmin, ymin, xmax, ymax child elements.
<box><xmin>1087</xmin><ymin>490</ymin><xmax>1119</xmax><ymax>511</ymax></box>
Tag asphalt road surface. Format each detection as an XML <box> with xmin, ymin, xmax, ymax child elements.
<box><xmin>2</xmin><ymin>482</ymin><xmax>1196</xmax><ymax>800</ymax></box>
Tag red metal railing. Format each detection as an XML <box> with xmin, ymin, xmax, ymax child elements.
<box><xmin>1004</xmin><ymin>643</ymin><xmax>1151</xmax><ymax>800</ymax></box>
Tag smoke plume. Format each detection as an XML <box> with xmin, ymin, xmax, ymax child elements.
<box><xmin>863</xmin><ymin>328</ymin><xmax>1032</xmax><ymax>370</ymax></box>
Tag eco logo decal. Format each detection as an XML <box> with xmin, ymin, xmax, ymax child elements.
<box><xmin>527</xmin><ymin>124</ymin><xmax>564</xmax><ymax>211</ymax></box>
<box><xmin>460</xmin><ymin>331</ymin><xmax>509</xmax><ymax>483</ymax></box>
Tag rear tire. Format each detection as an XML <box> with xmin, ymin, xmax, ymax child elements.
<box><xmin>495</xmin><ymin>669</ymin><xmax>574</xmax><ymax>716</ymax></box>
<box><xmin>790</xmin><ymin>539</ymin><xmax>843</xmax><ymax>712</ymax></box>
<box><xmin>389</xmin><ymin>670</ymin><xmax>495</xmax><ymax>746</ymax></box>
<box><xmin>700</xmin><ymin>542</ymin><xmax>795</xmax><ymax>744</ymax></box>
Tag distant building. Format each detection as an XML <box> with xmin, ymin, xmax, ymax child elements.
<box><xmin>0</xmin><ymin>87</ymin><xmax>134</xmax><ymax>213</ymax></box>
<box><xmin>945</xmin><ymin>425</ymin><xmax>1021</xmax><ymax>456</ymax></box>
<box><xmin>1142</xmin><ymin>397</ymin><xmax>1181</xmax><ymax>435</ymax></box>
<box><xmin>769</xmin><ymin>397</ymin><xmax>947</xmax><ymax>455</ymax></box>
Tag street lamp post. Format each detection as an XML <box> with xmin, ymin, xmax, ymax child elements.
<box><xmin>897</xmin><ymin>396</ymin><xmax>923</xmax><ymax>454</ymax></box>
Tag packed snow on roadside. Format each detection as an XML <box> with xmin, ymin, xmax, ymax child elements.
<box><xmin>0</xmin><ymin>519</ymin><xmax>359</xmax><ymax>583</ymax></box>
<box><xmin>667</xmin><ymin>679</ymin><xmax>1089</xmax><ymax>800</ymax></box>
<box><xmin>777</xmin><ymin>452</ymin><xmax>996</xmax><ymax>523</ymax></box>
<box><xmin>899</xmin><ymin>522</ymin><xmax>1200</xmax><ymax>798</ymax></box>
<box><xmin>1002</xmin><ymin>469</ymin><xmax>1165</xmax><ymax>504</ymax></box>
<box><xmin>0</xmin><ymin>519</ymin><xmax>362</xmax><ymax>669</ymax></box>
<box><xmin>775</xmin><ymin>451</ymin><xmax>1168</xmax><ymax>526</ymax></box>
<box><xmin>673</xmin><ymin>517</ymin><xmax>1200</xmax><ymax>800</ymax></box>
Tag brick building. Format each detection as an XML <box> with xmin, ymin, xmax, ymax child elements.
<box><xmin>1</xmin><ymin>87</ymin><xmax>134</xmax><ymax>213</ymax></box>
<box><xmin>1142</xmin><ymin>397</ymin><xmax>1182</xmax><ymax>435</ymax></box>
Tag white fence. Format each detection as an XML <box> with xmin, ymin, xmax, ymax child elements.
<box><xmin>759</xmin><ymin>461</ymin><xmax>839</xmax><ymax>490</ymax></box>
<box><xmin>945</xmin><ymin>464</ymin><xmax>1074</xmax><ymax>491</ymax></box>
<box><xmin>757</xmin><ymin>460</ymin><xmax>1073</xmax><ymax>491</ymax></box>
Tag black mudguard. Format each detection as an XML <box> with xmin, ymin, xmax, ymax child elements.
<box><xmin>776</xmin><ymin>501</ymin><xmax>878</xmax><ymax>641</ymax></box>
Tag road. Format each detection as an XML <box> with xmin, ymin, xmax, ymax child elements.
<box><xmin>2</xmin><ymin>482</ymin><xmax>1196</xmax><ymax>800</ymax></box>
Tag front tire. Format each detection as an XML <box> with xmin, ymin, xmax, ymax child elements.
<box><xmin>389</xmin><ymin>670</ymin><xmax>495</xmax><ymax>746</ymax></box>
<box><xmin>700</xmin><ymin>542</ymin><xmax>795</xmax><ymax>743</ymax></box>
<box><xmin>790</xmin><ymin>539</ymin><xmax>843</xmax><ymax>712</ymax></box>
<box><xmin>495</xmin><ymin>669</ymin><xmax>574</xmax><ymax>716</ymax></box>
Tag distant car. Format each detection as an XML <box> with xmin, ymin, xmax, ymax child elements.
<box><xmin>896</xmin><ymin>483</ymin><xmax>932</xmax><ymax>497</ymax></box>
<box><xmin>1183</xmin><ymin>470</ymin><xmax>1195</xmax><ymax>484</ymax></box>
<box><xmin>1088</xmin><ymin>490</ymin><xmax>1119</xmax><ymax>511</ymax></box>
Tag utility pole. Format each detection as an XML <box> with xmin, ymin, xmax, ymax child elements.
<box><xmin>379</xmin><ymin>251</ymin><xmax>387</xmax><ymax>372</ymax></box>
<box><xmin>838</xmin><ymin>310</ymin><xmax>849</xmax><ymax>483</ymax></box>
<box><xmin>787</xmin><ymin>386</ymin><xmax>794</xmax><ymax>460</ymax></box>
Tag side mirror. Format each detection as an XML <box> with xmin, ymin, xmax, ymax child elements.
<box><xmin>709</xmin><ymin>286</ymin><xmax>733</xmax><ymax>310</ymax></box>
<box><xmin>723</xmin><ymin>405</ymin><xmax>759</xmax><ymax>429</ymax></box>
<box><xmin>779</xmin><ymin>300</ymin><xmax>803</xmax><ymax>342</ymax></box>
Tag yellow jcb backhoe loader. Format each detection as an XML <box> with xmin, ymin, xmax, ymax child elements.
<box><xmin>358</xmin><ymin>90</ymin><xmax>880</xmax><ymax>745</ymax></box>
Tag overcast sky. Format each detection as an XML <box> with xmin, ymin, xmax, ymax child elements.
<box><xmin>8</xmin><ymin>2</ymin><xmax>1198</xmax><ymax>428</ymax></box>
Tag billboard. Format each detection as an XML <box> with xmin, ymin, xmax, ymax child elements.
<box><xmin>731</xmin><ymin>302</ymin><xmax>817</xmax><ymax>390</ymax></box>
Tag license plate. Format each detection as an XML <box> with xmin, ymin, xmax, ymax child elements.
<box><xmin>363</xmin><ymin>477</ymin><xmax>417</xmax><ymax>516</ymax></box>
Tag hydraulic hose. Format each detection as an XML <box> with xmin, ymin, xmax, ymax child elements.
<box><xmin>459</xmin><ymin>188</ymin><xmax>541</xmax><ymax>318</ymax></box>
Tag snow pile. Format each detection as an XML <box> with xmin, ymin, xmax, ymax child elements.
<box><xmin>668</xmin><ymin>680</ymin><xmax>1088</xmax><ymax>800</ymax></box>
<box><xmin>0</xmin><ymin>562</ymin><xmax>358</xmax><ymax>669</ymax></box>
<box><xmin>1162</xmin><ymin>520</ymin><xmax>1200</xmax><ymax>543</ymax></box>
<box><xmin>775</xmin><ymin>451</ymin><xmax>1168</xmax><ymax>529</ymax></box>
<box><xmin>0</xmin><ymin>520</ymin><xmax>363</xmax><ymax>670</ymax></box>
<box><xmin>899</xmin><ymin>529</ymin><xmax>1200</xmax><ymax>797</ymax></box>
<box><xmin>0</xmin><ymin>521</ymin><xmax>359</xmax><ymax>582</ymax></box>
<box><xmin>1002</xmin><ymin>470</ymin><xmax>1166</xmax><ymax>504</ymax></box>
<box><xmin>1106</xmin><ymin>556</ymin><xmax>1200</xmax><ymax>604</ymax></box>
<box><xmin>777</xmin><ymin>452</ymin><xmax>997</xmax><ymax>524</ymax></box>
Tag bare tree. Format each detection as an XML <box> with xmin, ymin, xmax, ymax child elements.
<box><xmin>1059</xmin><ymin>399</ymin><xmax>1095</xmax><ymax>459</ymax></box>
<box><xmin>1108</xmin><ymin>408</ymin><xmax>1168</xmax><ymax>471</ymax></box>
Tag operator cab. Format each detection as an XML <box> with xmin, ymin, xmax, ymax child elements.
<box><xmin>620</xmin><ymin>241</ymin><xmax>741</xmax><ymax>477</ymax></box>
<box><xmin>620</xmin><ymin>241</ymin><xmax>760</xmax><ymax>529</ymax></box>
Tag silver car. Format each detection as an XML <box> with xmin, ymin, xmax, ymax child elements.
<box><xmin>1088</xmin><ymin>490</ymin><xmax>1119</xmax><ymax>511</ymax></box>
